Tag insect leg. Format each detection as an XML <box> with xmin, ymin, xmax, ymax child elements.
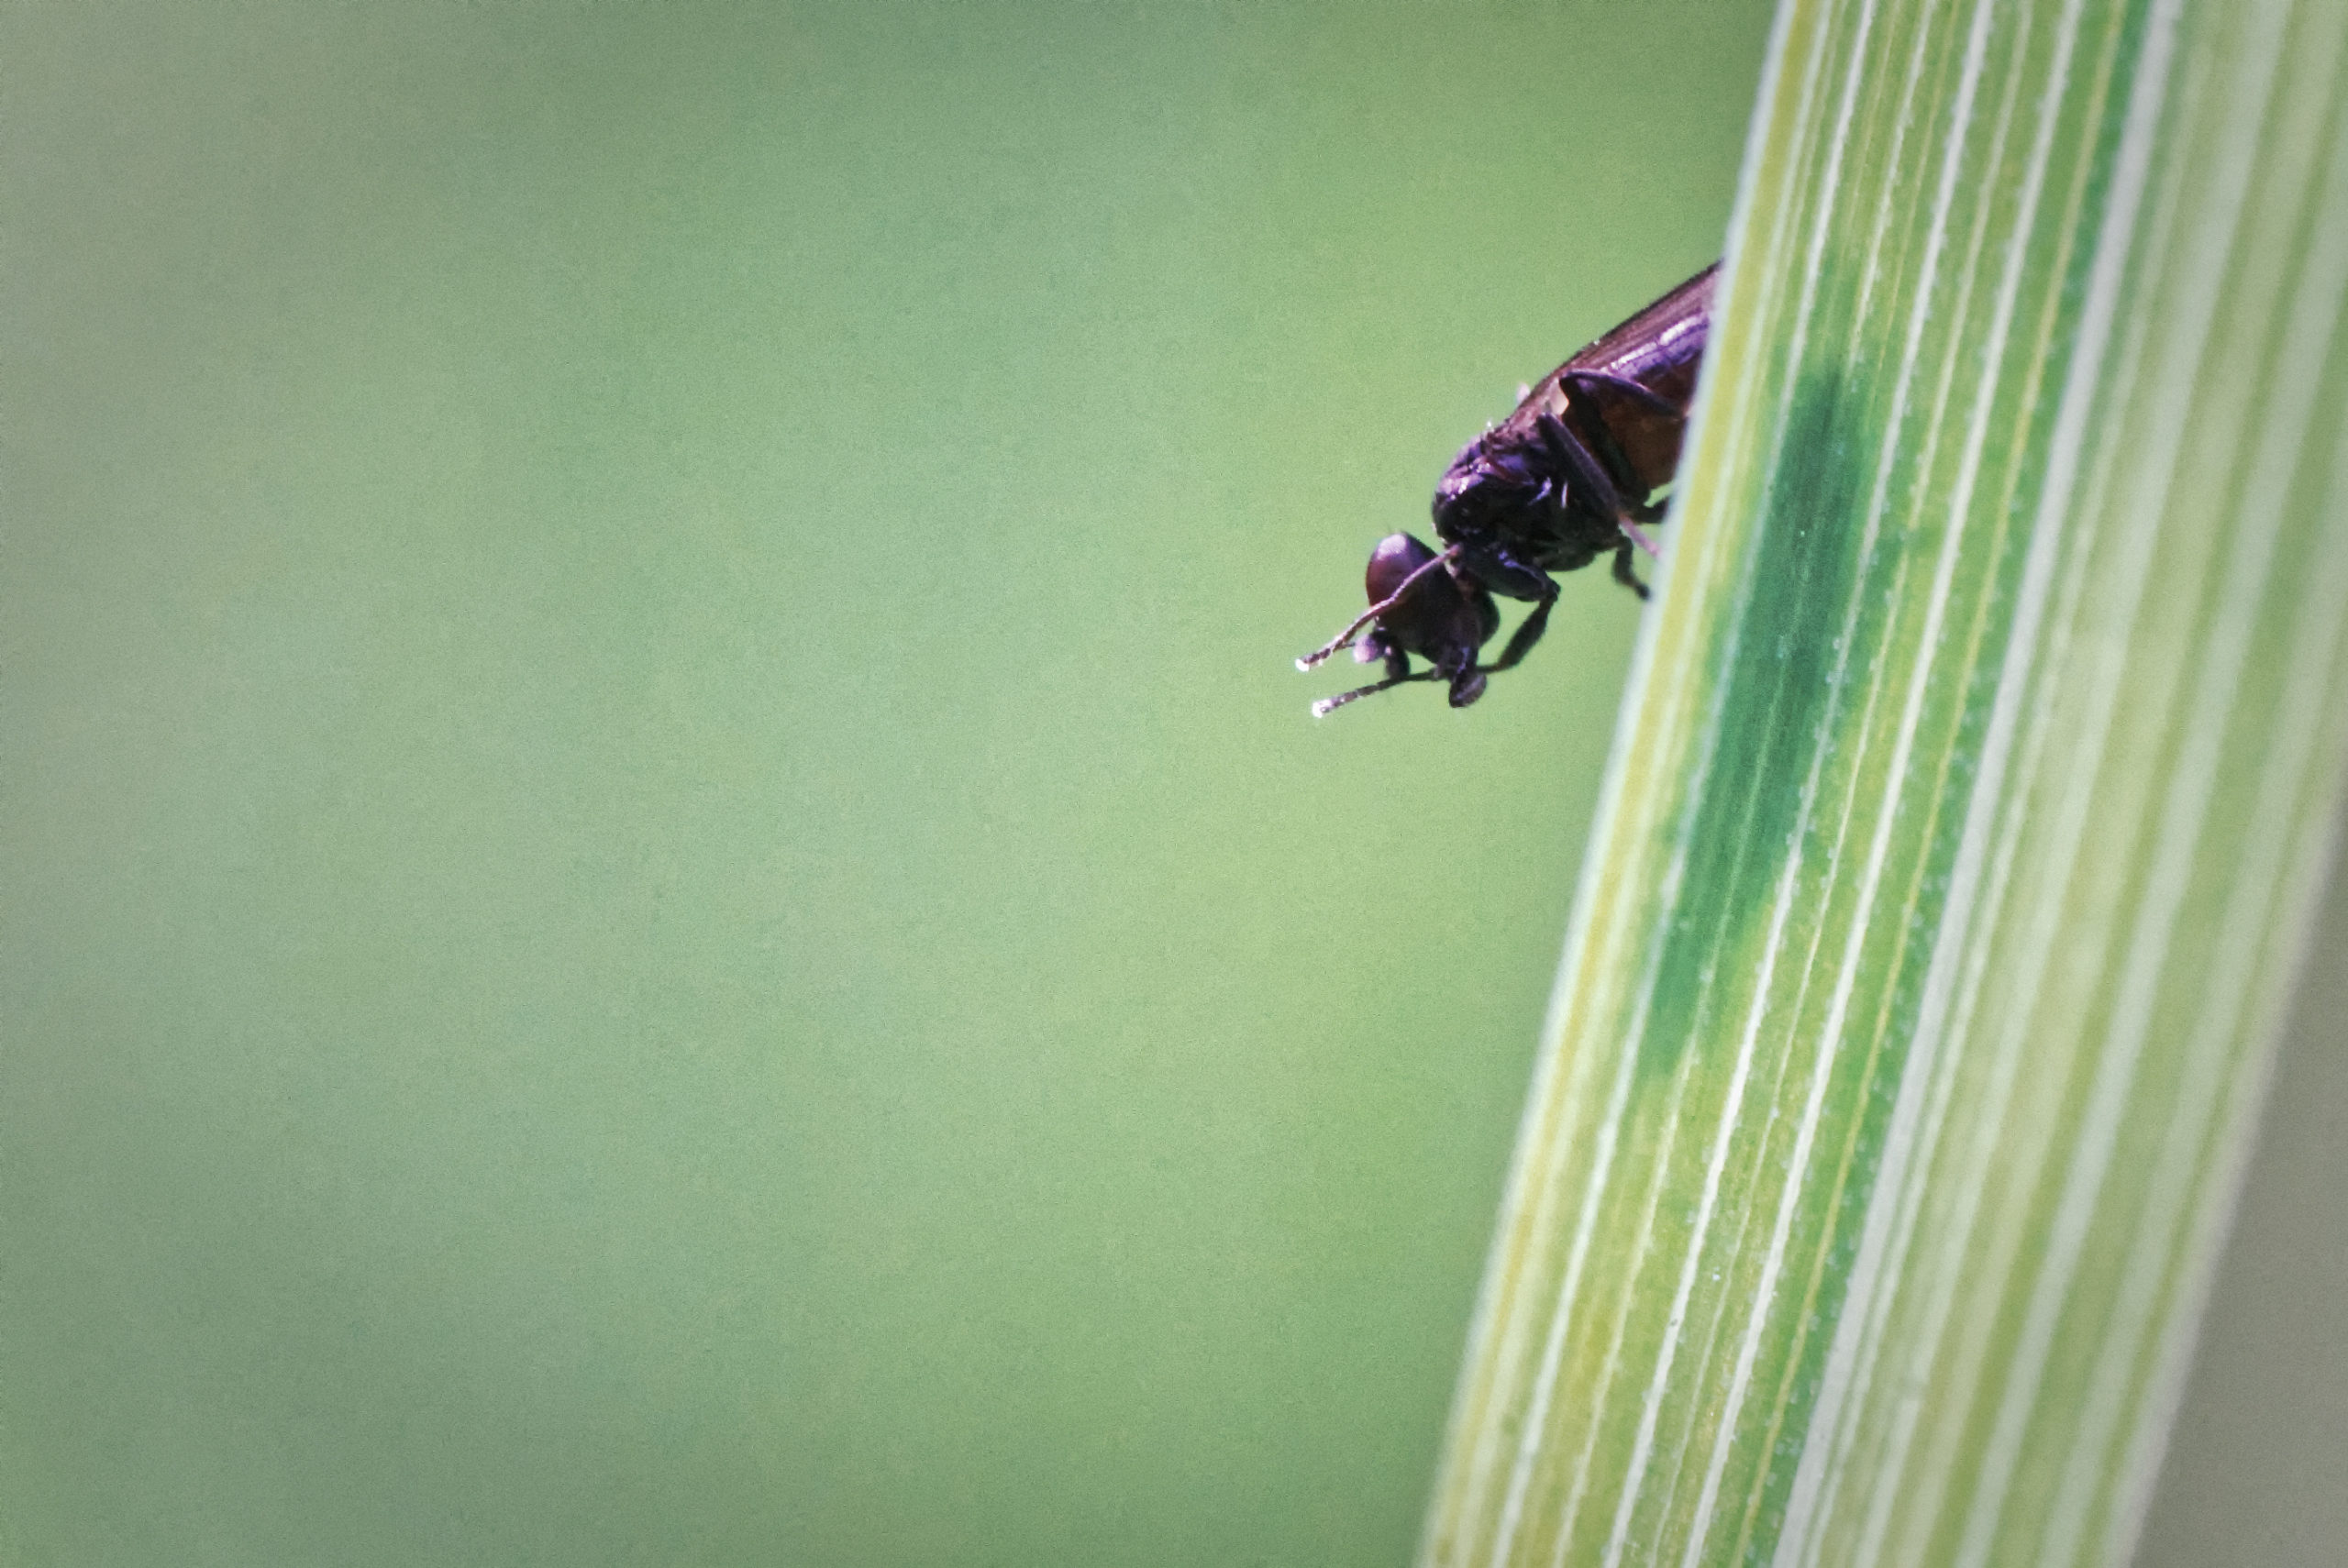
<box><xmin>1557</xmin><ymin>370</ymin><xmax>1681</xmax><ymax>418</ymax></box>
<box><xmin>1611</xmin><ymin>541</ymin><xmax>1650</xmax><ymax>600</ymax></box>
<box><xmin>1534</xmin><ymin>412</ymin><xmax>1627</xmax><ymax>519</ymax></box>
<box><xmin>1485</xmin><ymin>581</ymin><xmax>1560</xmax><ymax>675</ymax></box>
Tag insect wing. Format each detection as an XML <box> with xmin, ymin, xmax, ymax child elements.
<box><xmin>1560</xmin><ymin>261</ymin><xmax>1718</xmax><ymax>392</ymax></box>
<box><xmin>1556</xmin><ymin>262</ymin><xmax>1718</xmax><ymax>498</ymax></box>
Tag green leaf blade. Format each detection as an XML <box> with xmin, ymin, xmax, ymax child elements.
<box><xmin>1422</xmin><ymin>1</ymin><xmax>2348</xmax><ymax>1564</ymax></box>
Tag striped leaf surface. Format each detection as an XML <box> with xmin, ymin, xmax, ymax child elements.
<box><xmin>1420</xmin><ymin>1</ymin><xmax>2348</xmax><ymax>1565</ymax></box>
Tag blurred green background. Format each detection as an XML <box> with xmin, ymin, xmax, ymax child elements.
<box><xmin>9</xmin><ymin>5</ymin><xmax>2347</xmax><ymax>1566</ymax></box>
<box><xmin>17</xmin><ymin>4</ymin><xmax>2348</xmax><ymax>1566</ymax></box>
<box><xmin>6</xmin><ymin>4</ymin><xmax>1764</xmax><ymax>1562</ymax></box>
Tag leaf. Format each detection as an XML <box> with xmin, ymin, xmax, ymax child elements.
<box><xmin>1419</xmin><ymin>1</ymin><xmax>2348</xmax><ymax>1564</ymax></box>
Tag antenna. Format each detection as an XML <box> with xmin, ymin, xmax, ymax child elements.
<box><xmin>1310</xmin><ymin>668</ymin><xmax>1440</xmax><ymax>718</ymax></box>
<box><xmin>1293</xmin><ymin>544</ymin><xmax>1462</xmax><ymax>671</ymax></box>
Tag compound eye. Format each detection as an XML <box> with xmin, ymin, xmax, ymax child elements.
<box><xmin>1364</xmin><ymin>533</ymin><xmax>1440</xmax><ymax>604</ymax></box>
<box><xmin>1365</xmin><ymin>536</ymin><xmax>1462</xmax><ymax>652</ymax></box>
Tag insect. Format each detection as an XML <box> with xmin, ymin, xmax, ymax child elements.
<box><xmin>1299</xmin><ymin>260</ymin><xmax>1719</xmax><ymax>715</ymax></box>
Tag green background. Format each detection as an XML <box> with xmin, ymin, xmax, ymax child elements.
<box><xmin>6</xmin><ymin>5</ymin><xmax>1764</xmax><ymax>1563</ymax></box>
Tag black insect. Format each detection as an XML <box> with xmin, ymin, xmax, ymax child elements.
<box><xmin>1300</xmin><ymin>260</ymin><xmax>1719</xmax><ymax>715</ymax></box>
